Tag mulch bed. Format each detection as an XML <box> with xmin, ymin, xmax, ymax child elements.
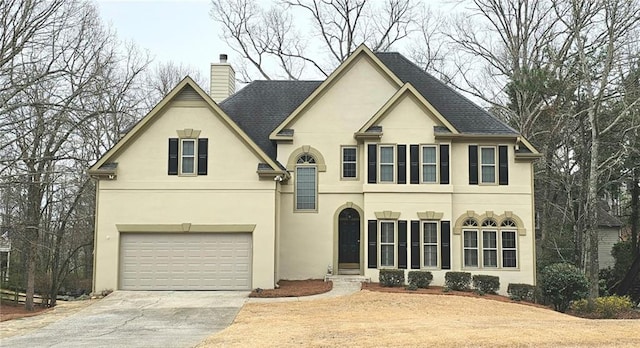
<box><xmin>0</xmin><ymin>300</ymin><xmax>50</xmax><ymax>322</ymax></box>
<box><xmin>249</xmin><ymin>279</ymin><xmax>332</xmax><ymax>298</ymax></box>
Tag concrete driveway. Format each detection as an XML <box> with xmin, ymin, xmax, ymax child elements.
<box><xmin>1</xmin><ymin>291</ymin><xmax>249</xmax><ymax>348</ymax></box>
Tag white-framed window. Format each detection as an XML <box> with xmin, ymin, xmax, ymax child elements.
<box><xmin>379</xmin><ymin>145</ymin><xmax>395</xmax><ymax>183</ymax></box>
<box><xmin>295</xmin><ymin>154</ymin><xmax>317</xmax><ymax>211</ymax></box>
<box><xmin>421</xmin><ymin>145</ymin><xmax>437</xmax><ymax>183</ymax></box>
<box><xmin>341</xmin><ymin>146</ymin><xmax>357</xmax><ymax>179</ymax></box>
<box><xmin>480</xmin><ymin>146</ymin><xmax>496</xmax><ymax>183</ymax></box>
<box><xmin>481</xmin><ymin>219</ymin><xmax>497</xmax><ymax>267</ymax></box>
<box><xmin>380</xmin><ymin>221</ymin><xmax>396</xmax><ymax>267</ymax></box>
<box><xmin>461</xmin><ymin>217</ymin><xmax>519</xmax><ymax>269</ymax></box>
<box><xmin>463</xmin><ymin>230</ymin><xmax>479</xmax><ymax>267</ymax></box>
<box><xmin>423</xmin><ymin>221</ymin><xmax>438</xmax><ymax>267</ymax></box>
<box><xmin>180</xmin><ymin>139</ymin><xmax>196</xmax><ymax>175</ymax></box>
<box><xmin>482</xmin><ymin>230</ymin><xmax>498</xmax><ymax>267</ymax></box>
<box><xmin>501</xmin><ymin>219</ymin><xmax>518</xmax><ymax>268</ymax></box>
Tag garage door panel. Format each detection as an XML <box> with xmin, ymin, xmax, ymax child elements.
<box><xmin>119</xmin><ymin>233</ymin><xmax>252</xmax><ymax>290</ymax></box>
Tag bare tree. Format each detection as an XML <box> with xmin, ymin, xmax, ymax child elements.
<box><xmin>142</xmin><ymin>61</ymin><xmax>207</xmax><ymax>110</ymax></box>
<box><xmin>0</xmin><ymin>0</ymin><xmax>150</xmax><ymax>310</ymax></box>
<box><xmin>210</xmin><ymin>0</ymin><xmax>419</xmax><ymax>81</ymax></box>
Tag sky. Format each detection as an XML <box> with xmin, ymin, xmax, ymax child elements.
<box><xmin>97</xmin><ymin>0</ymin><xmax>229</xmax><ymax>82</ymax></box>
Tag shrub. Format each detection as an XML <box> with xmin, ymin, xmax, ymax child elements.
<box><xmin>507</xmin><ymin>283</ymin><xmax>536</xmax><ymax>302</ymax></box>
<box><xmin>379</xmin><ymin>269</ymin><xmax>405</xmax><ymax>287</ymax></box>
<box><xmin>408</xmin><ymin>271</ymin><xmax>433</xmax><ymax>288</ymax></box>
<box><xmin>570</xmin><ymin>295</ymin><xmax>633</xmax><ymax>318</ymax></box>
<box><xmin>406</xmin><ymin>283</ymin><xmax>418</xmax><ymax>291</ymax></box>
<box><xmin>539</xmin><ymin>263</ymin><xmax>589</xmax><ymax>312</ymax></box>
<box><xmin>472</xmin><ymin>275</ymin><xmax>500</xmax><ymax>295</ymax></box>
<box><xmin>444</xmin><ymin>272</ymin><xmax>471</xmax><ymax>291</ymax></box>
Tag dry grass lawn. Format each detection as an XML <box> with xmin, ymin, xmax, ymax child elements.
<box><xmin>199</xmin><ymin>290</ymin><xmax>640</xmax><ymax>347</ymax></box>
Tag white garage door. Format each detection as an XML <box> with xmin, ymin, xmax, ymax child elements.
<box><xmin>119</xmin><ymin>233</ymin><xmax>252</xmax><ymax>290</ymax></box>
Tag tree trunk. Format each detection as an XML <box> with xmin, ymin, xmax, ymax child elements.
<box><xmin>629</xmin><ymin>174</ymin><xmax>639</xmax><ymax>255</ymax></box>
<box><xmin>25</xmin><ymin>241</ymin><xmax>37</xmax><ymax>311</ymax></box>
<box><xmin>586</xmin><ymin>106</ymin><xmax>600</xmax><ymax>300</ymax></box>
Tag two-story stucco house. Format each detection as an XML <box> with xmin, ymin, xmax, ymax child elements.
<box><xmin>89</xmin><ymin>45</ymin><xmax>540</xmax><ymax>294</ymax></box>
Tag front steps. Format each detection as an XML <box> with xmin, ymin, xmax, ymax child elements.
<box><xmin>325</xmin><ymin>274</ymin><xmax>371</xmax><ymax>283</ymax></box>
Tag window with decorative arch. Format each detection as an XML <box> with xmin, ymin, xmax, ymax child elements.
<box><xmin>295</xmin><ymin>153</ymin><xmax>317</xmax><ymax>211</ymax></box>
<box><xmin>462</xmin><ymin>217</ymin><xmax>518</xmax><ymax>268</ymax></box>
<box><xmin>462</xmin><ymin>218</ymin><xmax>479</xmax><ymax>267</ymax></box>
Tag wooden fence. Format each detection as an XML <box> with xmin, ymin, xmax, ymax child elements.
<box><xmin>0</xmin><ymin>288</ymin><xmax>47</xmax><ymax>305</ymax></box>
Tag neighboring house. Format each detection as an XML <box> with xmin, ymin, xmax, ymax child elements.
<box><xmin>89</xmin><ymin>45</ymin><xmax>541</xmax><ymax>294</ymax></box>
<box><xmin>597</xmin><ymin>204</ymin><xmax>623</xmax><ymax>269</ymax></box>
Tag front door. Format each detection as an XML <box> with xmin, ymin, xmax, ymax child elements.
<box><xmin>338</xmin><ymin>208</ymin><xmax>360</xmax><ymax>271</ymax></box>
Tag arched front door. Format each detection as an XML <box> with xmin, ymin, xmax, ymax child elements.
<box><xmin>338</xmin><ymin>208</ymin><xmax>360</xmax><ymax>273</ymax></box>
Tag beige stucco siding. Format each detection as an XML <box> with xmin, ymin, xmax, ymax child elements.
<box><xmin>278</xmin><ymin>194</ymin><xmax>364</xmax><ymax>279</ymax></box>
<box><xmin>274</xmin><ymin>53</ymin><xmax>536</xmax><ymax>294</ymax></box>
<box><xmin>93</xmin><ymin>99</ymin><xmax>277</xmax><ymax>292</ymax></box>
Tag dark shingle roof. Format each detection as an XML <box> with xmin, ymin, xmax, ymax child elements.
<box><xmin>597</xmin><ymin>203</ymin><xmax>623</xmax><ymax>228</ymax></box>
<box><xmin>219</xmin><ymin>81</ymin><xmax>321</xmax><ymax>159</ymax></box>
<box><xmin>220</xmin><ymin>52</ymin><xmax>518</xmax><ymax>161</ymax></box>
<box><xmin>374</xmin><ymin>52</ymin><xmax>518</xmax><ymax>135</ymax></box>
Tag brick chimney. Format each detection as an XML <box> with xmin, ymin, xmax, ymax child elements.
<box><xmin>210</xmin><ymin>54</ymin><xmax>236</xmax><ymax>103</ymax></box>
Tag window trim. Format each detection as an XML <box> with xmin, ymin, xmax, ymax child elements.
<box><xmin>294</xmin><ymin>154</ymin><xmax>318</xmax><ymax>212</ymax></box>
<box><xmin>480</xmin><ymin>146</ymin><xmax>497</xmax><ymax>184</ymax></box>
<box><xmin>420</xmin><ymin>144</ymin><xmax>438</xmax><ymax>184</ymax></box>
<box><xmin>340</xmin><ymin>146</ymin><xmax>358</xmax><ymax>180</ymax></box>
<box><xmin>179</xmin><ymin>138</ymin><xmax>197</xmax><ymax>176</ymax></box>
<box><xmin>379</xmin><ymin>220</ymin><xmax>397</xmax><ymax>268</ymax></box>
<box><xmin>378</xmin><ymin>145</ymin><xmax>395</xmax><ymax>183</ymax></box>
<box><xmin>422</xmin><ymin>221</ymin><xmax>439</xmax><ymax>268</ymax></box>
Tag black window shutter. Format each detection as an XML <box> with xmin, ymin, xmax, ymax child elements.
<box><xmin>168</xmin><ymin>138</ymin><xmax>178</xmax><ymax>175</ymax></box>
<box><xmin>367</xmin><ymin>144</ymin><xmax>377</xmax><ymax>184</ymax></box>
<box><xmin>398</xmin><ymin>220</ymin><xmax>407</xmax><ymax>269</ymax></box>
<box><xmin>410</xmin><ymin>220</ymin><xmax>420</xmax><ymax>269</ymax></box>
<box><xmin>410</xmin><ymin>145</ymin><xmax>419</xmax><ymax>184</ymax></box>
<box><xmin>468</xmin><ymin>145</ymin><xmax>478</xmax><ymax>185</ymax></box>
<box><xmin>367</xmin><ymin>220</ymin><xmax>377</xmax><ymax>268</ymax></box>
<box><xmin>397</xmin><ymin>145</ymin><xmax>406</xmax><ymax>184</ymax></box>
<box><xmin>499</xmin><ymin>145</ymin><xmax>509</xmax><ymax>185</ymax></box>
<box><xmin>197</xmin><ymin>138</ymin><xmax>208</xmax><ymax>175</ymax></box>
<box><xmin>440</xmin><ymin>144</ymin><xmax>449</xmax><ymax>184</ymax></box>
<box><xmin>441</xmin><ymin>221</ymin><xmax>451</xmax><ymax>269</ymax></box>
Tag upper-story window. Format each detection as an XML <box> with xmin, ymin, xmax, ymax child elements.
<box><xmin>480</xmin><ymin>147</ymin><xmax>496</xmax><ymax>183</ymax></box>
<box><xmin>341</xmin><ymin>146</ymin><xmax>357</xmax><ymax>179</ymax></box>
<box><xmin>168</xmin><ymin>134</ymin><xmax>207</xmax><ymax>176</ymax></box>
<box><xmin>469</xmin><ymin>145</ymin><xmax>508</xmax><ymax>185</ymax></box>
<box><xmin>379</xmin><ymin>145</ymin><xmax>395</xmax><ymax>183</ymax></box>
<box><xmin>295</xmin><ymin>154</ymin><xmax>317</xmax><ymax>211</ymax></box>
<box><xmin>181</xmin><ymin>139</ymin><xmax>196</xmax><ymax>174</ymax></box>
<box><xmin>367</xmin><ymin>143</ymin><xmax>448</xmax><ymax>185</ymax></box>
<box><xmin>422</xmin><ymin>145</ymin><xmax>437</xmax><ymax>183</ymax></box>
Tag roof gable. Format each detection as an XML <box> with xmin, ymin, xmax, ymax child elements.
<box><xmin>89</xmin><ymin>77</ymin><xmax>283</xmax><ymax>173</ymax></box>
<box><xmin>357</xmin><ymin>83</ymin><xmax>459</xmax><ymax>135</ymax></box>
<box><xmin>268</xmin><ymin>44</ymin><xmax>403</xmax><ymax>140</ymax></box>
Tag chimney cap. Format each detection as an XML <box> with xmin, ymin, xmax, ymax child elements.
<box><xmin>219</xmin><ymin>54</ymin><xmax>228</xmax><ymax>63</ymax></box>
